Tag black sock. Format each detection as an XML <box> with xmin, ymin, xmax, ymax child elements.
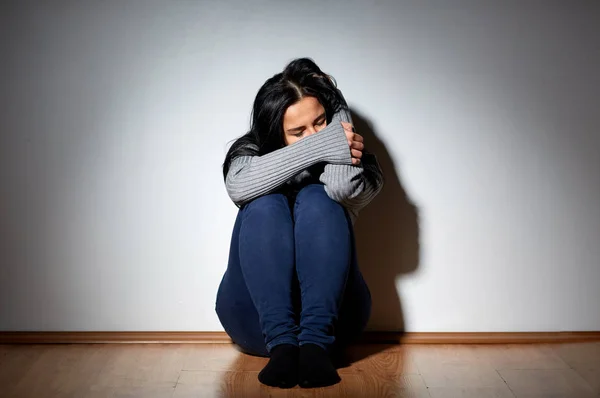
<box><xmin>298</xmin><ymin>343</ymin><xmax>341</xmax><ymax>388</ymax></box>
<box><xmin>258</xmin><ymin>344</ymin><xmax>299</xmax><ymax>388</ymax></box>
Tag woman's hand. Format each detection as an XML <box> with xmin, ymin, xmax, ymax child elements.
<box><xmin>341</xmin><ymin>121</ymin><xmax>364</xmax><ymax>165</ymax></box>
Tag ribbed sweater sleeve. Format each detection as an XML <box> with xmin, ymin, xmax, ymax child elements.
<box><xmin>225</xmin><ymin>111</ymin><xmax>353</xmax><ymax>205</ymax></box>
<box><xmin>319</xmin><ymin>109</ymin><xmax>384</xmax><ymax>222</ymax></box>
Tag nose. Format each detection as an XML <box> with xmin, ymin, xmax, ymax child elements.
<box><xmin>305</xmin><ymin>127</ymin><xmax>317</xmax><ymax>136</ymax></box>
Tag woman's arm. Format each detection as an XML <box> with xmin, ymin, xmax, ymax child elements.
<box><xmin>225</xmin><ymin>111</ymin><xmax>353</xmax><ymax>206</ymax></box>
<box><xmin>319</xmin><ymin>152</ymin><xmax>384</xmax><ymax>219</ymax></box>
<box><xmin>318</xmin><ymin>109</ymin><xmax>384</xmax><ymax>219</ymax></box>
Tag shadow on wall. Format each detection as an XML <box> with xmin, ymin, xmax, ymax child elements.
<box><xmin>350</xmin><ymin>109</ymin><xmax>421</xmax><ymax>333</ymax></box>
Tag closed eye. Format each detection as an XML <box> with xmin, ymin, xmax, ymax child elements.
<box><xmin>287</xmin><ymin>113</ymin><xmax>326</xmax><ymax>139</ymax></box>
<box><xmin>294</xmin><ymin>119</ymin><xmax>325</xmax><ymax>137</ymax></box>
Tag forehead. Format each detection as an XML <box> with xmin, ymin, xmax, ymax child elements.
<box><xmin>283</xmin><ymin>97</ymin><xmax>324</xmax><ymax>126</ymax></box>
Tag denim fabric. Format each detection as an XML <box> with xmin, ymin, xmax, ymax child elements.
<box><xmin>216</xmin><ymin>184</ymin><xmax>371</xmax><ymax>357</ymax></box>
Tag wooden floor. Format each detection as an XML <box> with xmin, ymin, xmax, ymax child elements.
<box><xmin>1</xmin><ymin>342</ymin><xmax>599</xmax><ymax>397</ymax></box>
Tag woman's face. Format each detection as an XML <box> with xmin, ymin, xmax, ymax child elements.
<box><xmin>282</xmin><ymin>96</ymin><xmax>327</xmax><ymax>145</ymax></box>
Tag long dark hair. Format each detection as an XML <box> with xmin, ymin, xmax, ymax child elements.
<box><xmin>222</xmin><ymin>58</ymin><xmax>348</xmax><ymax>180</ymax></box>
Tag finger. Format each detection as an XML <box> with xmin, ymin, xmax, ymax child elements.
<box><xmin>353</xmin><ymin>133</ymin><xmax>364</xmax><ymax>142</ymax></box>
<box><xmin>350</xmin><ymin>141</ymin><xmax>365</xmax><ymax>151</ymax></box>
<box><xmin>352</xmin><ymin>157</ymin><xmax>361</xmax><ymax>165</ymax></box>
<box><xmin>341</xmin><ymin>122</ymin><xmax>355</xmax><ymax>132</ymax></box>
<box><xmin>351</xmin><ymin>149</ymin><xmax>363</xmax><ymax>158</ymax></box>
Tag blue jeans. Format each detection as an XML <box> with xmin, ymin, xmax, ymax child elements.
<box><xmin>215</xmin><ymin>184</ymin><xmax>371</xmax><ymax>357</ymax></box>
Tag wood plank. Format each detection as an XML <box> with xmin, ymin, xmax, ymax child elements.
<box><xmin>498</xmin><ymin>368</ymin><xmax>597</xmax><ymax>397</ymax></box>
<box><xmin>410</xmin><ymin>345</ymin><xmax>507</xmax><ymax>389</ymax></box>
<box><xmin>469</xmin><ymin>344</ymin><xmax>570</xmax><ymax>370</ymax></box>
<box><xmin>552</xmin><ymin>342</ymin><xmax>600</xmax><ymax>368</ymax></box>
<box><xmin>572</xmin><ymin>368</ymin><xmax>600</xmax><ymax>395</ymax></box>
<box><xmin>1</xmin><ymin>342</ymin><xmax>600</xmax><ymax>397</ymax></box>
<box><xmin>428</xmin><ymin>386</ymin><xmax>515</xmax><ymax>398</ymax></box>
<box><xmin>2</xmin><ymin>331</ymin><xmax>599</xmax><ymax>344</ymax></box>
<box><xmin>337</xmin><ymin>344</ymin><xmax>420</xmax><ymax>375</ymax></box>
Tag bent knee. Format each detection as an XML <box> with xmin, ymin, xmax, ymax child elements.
<box><xmin>294</xmin><ymin>184</ymin><xmax>347</xmax><ymax>219</ymax></box>
<box><xmin>242</xmin><ymin>193</ymin><xmax>290</xmax><ymax>218</ymax></box>
<box><xmin>296</xmin><ymin>184</ymin><xmax>334</xmax><ymax>206</ymax></box>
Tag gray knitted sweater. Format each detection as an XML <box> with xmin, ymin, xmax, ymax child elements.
<box><xmin>225</xmin><ymin>108</ymin><xmax>384</xmax><ymax>222</ymax></box>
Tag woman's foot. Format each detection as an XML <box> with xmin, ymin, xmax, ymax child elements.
<box><xmin>258</xmin><ymin>344</ymin><xmax>299</xmax><ymax>388</ymax></box>
<box><xmin>298</xmin><ymin>343</ymin><xmax>341</xmax><ymax>388</ymax></box>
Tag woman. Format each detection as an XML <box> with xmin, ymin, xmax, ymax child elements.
<box><xmin>215</xmin><ymin>58</ymin><xmax>384</xmax><ymax>389</ymax></box>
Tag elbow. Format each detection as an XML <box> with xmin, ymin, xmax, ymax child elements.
<box><xmin>225</xmin><ymin>179</ymin><xmax>249</xmax><ymax>206</ymax></box>
<box><xmin>227</xmin><ymin>191</ymin><xmax>250</xmax><ymax>207</ymax></box>
<box><xmin>228</xmin><ymin>193</ymin><xmax>246</xmax><ymax>207</ymax></box>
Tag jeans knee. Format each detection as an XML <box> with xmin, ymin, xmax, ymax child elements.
<box><xmin>242</xmin><ymin>193</ymin><xmax>290</xmax><ymax>220</ymax></box>
<box><xmin>294</xmin><ymin>184</ymin><xmax>347</xmax><ymax>221</ymax></box>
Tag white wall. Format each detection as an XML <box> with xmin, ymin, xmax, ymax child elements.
<box><xmin>1</xmin><ymin>1</ymin><xmax>599</xmax><ymax>332</ymax></box>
